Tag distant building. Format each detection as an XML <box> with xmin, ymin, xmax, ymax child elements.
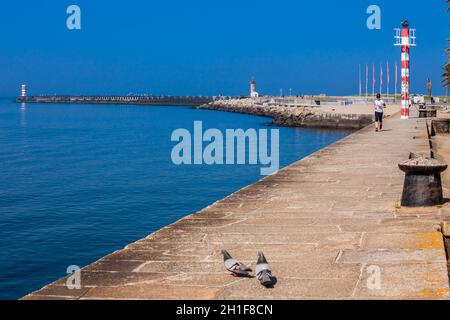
<box><xmin>250</xmin><ymin>78</ymin><xmax>259</xmax><ymax>98</ymax></box>
<box><xmin>21</xmin><ymin>85</ymin><xmax>27</xmax><ymax>97</ymax></box>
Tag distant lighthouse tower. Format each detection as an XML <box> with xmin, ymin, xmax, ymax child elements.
<box><xmin>250</xmin><ymin>78</ymin><xmax>259</xmax><ymax>98</ymax></box>
<box><xmin>21</xmin><ymin>84</ymin><xmax>27</xmax><ymax>97</ymax></box>
<box><xmin>394</xmin><ymin>20</ymin><xmax>416</xmax><ymax>119</ymax></box>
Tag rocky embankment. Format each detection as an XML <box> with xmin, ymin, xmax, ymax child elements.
<box><xmin>197</xmin><ymin>99</ymin><xmax>373</xmax><ymax>129</ymax></box>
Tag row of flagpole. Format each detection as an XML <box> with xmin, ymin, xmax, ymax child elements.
<box><xmin>359</xmin><ymin>62</ymin><xmax>399</xmax><ymax>101</ymax></box>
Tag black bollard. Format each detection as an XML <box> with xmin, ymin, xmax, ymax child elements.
<box><xmin>418</xmin><ymin>109</ymin><xmax>437</xmax><ymax>118</ymax></box>
<box><xmin>398</xmin><ymin>157</ymin><xmax>447</xmax><ymax>207</ymax></box>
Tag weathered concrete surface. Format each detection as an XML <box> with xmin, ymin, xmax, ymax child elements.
<box><xmin>23</xmin><ymin>114</ymin><xmax>450</xmax><ymax>300</ymax></box>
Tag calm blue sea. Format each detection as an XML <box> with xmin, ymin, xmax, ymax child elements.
<box><xmin>0</xmin><ymin>99</ymin><xmax>352</xmax><ymax>299</ymax></box>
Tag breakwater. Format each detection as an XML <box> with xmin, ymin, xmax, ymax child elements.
<box><xmin>197</xmin><ymin>99</ymin><xmax>374</xmax><ymax>129</ymax></box>
<box><xmin>16</xmin><ymin>95</ymin><xmax>235</xmax><ymax>106</ymax></box>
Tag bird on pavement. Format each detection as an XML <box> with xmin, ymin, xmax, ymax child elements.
<box><xmin>222</xmin><ymin>250</ymin><xmax>252</xmax><ymax>277</ymax></box>
<box><xmin>256</xmin><ymin>251</ymin><xmax>273</xmax><ymax>287</ymax></box>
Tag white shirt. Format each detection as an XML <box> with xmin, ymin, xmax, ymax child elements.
<box><xmin>374</xmin><ymin>99</ymin><xmax>385</xmax><ymax>113</ymax></box>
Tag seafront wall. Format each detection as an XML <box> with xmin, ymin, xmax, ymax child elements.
<box><xmin>197</xmin><ymin>99</ymin><xmax>373</xmax><ymax>129</ymax></box>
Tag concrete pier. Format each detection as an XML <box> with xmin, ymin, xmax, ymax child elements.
<box><xmin>23</xmin><ymin>113</ymin><xmax>450</xmax><ymax>300</ymax></box>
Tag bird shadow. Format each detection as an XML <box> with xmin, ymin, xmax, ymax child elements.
<box><xmin>263</xmin><ymin>276</ymin><xmax>278</xmax><ymax>289</ymax></box>
<box><xmin>230</xmin><ymin>273</ymin><xmax>255</xmax><ymax>279</ymax></box>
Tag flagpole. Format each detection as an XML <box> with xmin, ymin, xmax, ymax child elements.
<box><xmin>379</xmin><ymin>63</ymin><xmax>383</xmax><ymax>96</ymax></box>
<box><xmin>365</xmin><ymin>64</ymin><xmax>368</xmax><ymax>98</ymax></box>
<box><xmin>387</xmin><ymin>62</ymin><xmax>390</xmax><ymax>99</ymax></box>
<box><xmin>395</xmin><ymin>62</ymin><xmax>398</xmax><ymax>103</ymax></box>
<box><xmin>372</xmin><ymin>63</ymin><xmax>375</xmax><ymax>96</ymax></box>
<box><xmin>359</xmin><ymin>64</ymin><xmax>362</xmax><ymax>96</ymax></box>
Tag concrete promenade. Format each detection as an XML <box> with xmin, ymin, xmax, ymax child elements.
<box><xmin>23</xmin><ymin>113</ymin><xmax>450</xmax><ymax>299</ymax></box>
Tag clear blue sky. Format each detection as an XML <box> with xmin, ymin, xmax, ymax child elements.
<box><xmin>0</xmin><ymin>0</ymin><xmax>448</xmax><ymax>97</ymax></box>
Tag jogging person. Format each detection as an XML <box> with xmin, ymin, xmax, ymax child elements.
<box><xmin>374</xmin><ymin>93</ymin><xmax>386</xmax><ymax>132</ymax></box>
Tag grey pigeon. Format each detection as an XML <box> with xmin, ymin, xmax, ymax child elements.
<box><xmin>256</xmin><ymin>252</ymin><xmax>273</xmax><ymax>287</ymax></box>
<box><xmin>222</xmin><ymin>250</ymin><xmax>252</xmax><ymax>276</ymax></box>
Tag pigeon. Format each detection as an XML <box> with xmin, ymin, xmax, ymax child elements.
<box><xmin>222</xmin><ymin>250</ymin><xmax>252</xmax><ymax>276</ymax></box>
<box><xmin>256</xmin><ymin>252</ymin><xmax>273</xmax><ymax>287</ymax></box>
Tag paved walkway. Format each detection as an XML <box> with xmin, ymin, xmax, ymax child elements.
<box><xmin>23</xmin><ymin>114</ymin><xmax>450</xmax><ymax>299</ymax></box>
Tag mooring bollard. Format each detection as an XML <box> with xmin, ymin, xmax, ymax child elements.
<box><xmin>398</xmin><ymin>157</ymin><xmax>447</xmax><ymax>207</ymax></box>
<box><xmin>418</xmin><ymin>109</ymin><xmax>437</xmax><ymax>118</ymax></box>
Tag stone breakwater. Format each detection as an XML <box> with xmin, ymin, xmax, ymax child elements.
<box><xmin>197</xmin><ymin>99</ymin><xmax>374</xmax><ymax>129</ymax></box>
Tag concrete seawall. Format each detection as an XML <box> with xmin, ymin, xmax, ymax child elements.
<box><xmin>197</xmin><ymin>99</ymin><xmax>375</xmax><ymax>129</ymax></box>
<box><xmin>22</xmin><ymin>112</ymin><xmax>450</xmax><ymax>300</ymax></box>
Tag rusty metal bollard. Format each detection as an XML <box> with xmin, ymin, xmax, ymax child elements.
<box><xmin>398</xmin><ymin>157</ymin><xmax>447</xmax><ymax>207</ymax></box>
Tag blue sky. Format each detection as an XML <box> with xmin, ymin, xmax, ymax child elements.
<box><xmin>0</xmin><ymin>0</ymin><xmax>448</xmax><ymax>97</ymax></box>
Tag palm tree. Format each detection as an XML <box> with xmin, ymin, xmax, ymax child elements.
<box><xmin>442</xmin><ymin>0</ymin><xmax>450</xmax><ymax>96</ymax></box>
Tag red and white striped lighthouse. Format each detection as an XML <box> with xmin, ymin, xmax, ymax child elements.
<box><xmin>394</xmin><ymin>21</ymin><xmax>416</xmax><ymax>119</ymax></box>
<box><xmin>21</xmin><ymin>84</ymin><xmax>27</xmax><ymax>97</ymax></box>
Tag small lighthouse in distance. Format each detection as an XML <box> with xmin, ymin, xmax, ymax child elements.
<box><xmin>21</xmin><ymin>84</ymin><xmax>27</xmax><ymax>97</ymax></box>
<box><xmin>250</xmin><ymin>78</ymin><xmax>259</xmax><ymax>98</ymax></box>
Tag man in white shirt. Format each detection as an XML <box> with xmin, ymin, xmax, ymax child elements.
<box><xmin>374</xmin><ymin>93</ymin><xmax>386</xmax><ymax>132</ymax></box>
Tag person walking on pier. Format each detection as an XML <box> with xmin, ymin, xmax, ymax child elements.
<box><xmin>374</xmin><ymin>93</ymin><xmax>386</xmax><ymax>132</ymax></box>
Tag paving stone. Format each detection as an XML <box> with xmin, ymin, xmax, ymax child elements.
<box><xmin>53</xmin><ymin>271</ymin><xmax>168</xmax><ymax>287</ymax></box>
<box><xmin>21</xmin><ymin>285</ymin><xmax>90</xmax><ymax>299</ymax></box>
<box><xmin>82</xmin><ymin>285</ymin><xmax>220</xmax><ymax>300</ymax></box>
<box><xmin>21</xmin><ymin>295</ymin><xmax>78</xmax><ymax>300</ymax></box>
<box><xmin>218</xmin><ymin>278</ymin><xmax>357</xmax><ymax>300</ymax></box>
<box><xmin>338</xmin><ymin>249</ymin><xmax>447</xmax><ymax>264</ymax></box>
<box><xmin>354</xmin><ymin>263</ymin><xmax>450</xmax><ymax>299</ymax></box>
<box><xmin>362</xmin><ymin>232</ymin><xmax>445</xmax><ymax>250</ymax></box>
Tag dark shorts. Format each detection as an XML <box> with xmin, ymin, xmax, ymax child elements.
<box><xmin>375</xmin><ymin>112</ymin><xmax>383</xmax><ymax>123</ymax></box>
